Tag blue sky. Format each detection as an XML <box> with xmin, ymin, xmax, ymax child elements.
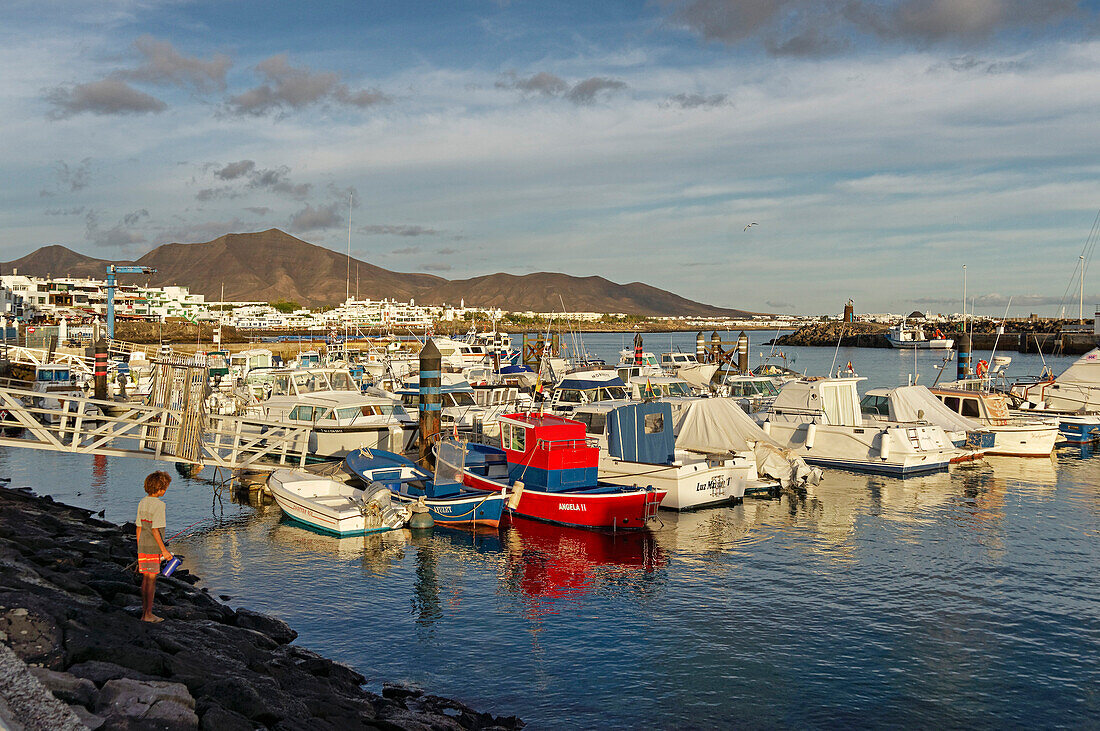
<box><xmin>2</xmin><ymin>0</ymin><xmax>1100</xmax><ymax>315</ymax></box>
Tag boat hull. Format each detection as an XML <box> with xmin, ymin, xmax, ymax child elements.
<box><xmin>462</xmin><ymin>471</ymin><xmax>664</xmax><ymax>530</ymax></box>
<box><xmin>886</xmin><ymin>337</ymin><xmax>954</xmax><ymax>349</ymax></box>
<box><xmin>268</xmin><ymin>474</ymin><xmax>399</xmax><ymax>537</ymax></box>
<box><xmin>391</xmin><ymin>490</ymin><xmax>506</xmax><ymax>528</ymax></box>
<box><xmin>597</xmin><ymin>458</ymin><xmax>752</xmax><ymax>511</ymax></box>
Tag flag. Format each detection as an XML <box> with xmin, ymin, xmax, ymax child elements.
<box><xmin>644</xmin><ymin>378</ymin><xmax>654</xmax><ymax>398</ymax></box>
<box><xmin>846</xmin><ymin>361</ymin><xmax>853</xmax><ymax>372</ymax></box>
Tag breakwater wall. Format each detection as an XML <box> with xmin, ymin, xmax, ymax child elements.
<box><xmin>0</xmin><ymin>486</ymin><xmax>522</xmax><ymax>730</ymax></box>
<box><xmin>774</xmin><ymin>323</ymin><xmax>1099</xmax><ymax>354</ymax></box>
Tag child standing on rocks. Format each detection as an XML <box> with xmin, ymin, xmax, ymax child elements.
<box><xmin>136</xmin><ymin>471</ymin><xmax>173</xmax><ymax>623</ymax></box>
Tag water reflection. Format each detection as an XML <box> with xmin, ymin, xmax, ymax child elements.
<box><xmin>501</xmin><ymin>518</ymin><xmax>665</xmax><ymax>614</ymax></box>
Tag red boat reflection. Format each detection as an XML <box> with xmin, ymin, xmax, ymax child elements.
<box><xmin>503</xmin><ymin>516</ymin><xmax>666</xmax><ymax>604</ymax></box>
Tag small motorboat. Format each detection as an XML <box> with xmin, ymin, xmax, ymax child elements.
<box><xmin>344</xmin><ymin>446</ymin><xmax>506</xmax><ymax>528</ymax></box>
<box><xmin>268</xmin><ymin>461</ymin><xmax>411</xmax><ymax>536</ymax></box>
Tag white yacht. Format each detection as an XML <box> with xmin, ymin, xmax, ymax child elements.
<box><xmin>862</xmin><ymin>385</ymin><xmax>1057</xmax><ymax>458</ymax></box>
<box><xmin>756</xmin><ymin>377</ymin><xmax>972</xmax><ymax>476</ymax></box>
<box><xmin>544</xmin><ymin>370</ymin><xmax>629</xmax><ymax>415</ymax></box>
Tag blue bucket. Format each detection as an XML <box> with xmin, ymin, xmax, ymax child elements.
<box><xmin>162</xmin><ymin>555</ymin><xmax>182</xmax><ymax>577</ymax></box>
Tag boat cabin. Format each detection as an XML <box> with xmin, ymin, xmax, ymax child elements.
<box><xmin>768</xmin><ymin>377</ymin><xmax>865</xmax><ymax>427</ymax></box>
<box><xmin>497</xmin><ymin>412</ymin><xmax>598</xmax><ymax>491</ymax></box>
<box><xmin>548</xmin><ymin>372</ymin><xmax>628</xmax><ymax>413</ymax></box>
<box><xmin>266</xmin><ymin>368</ymin><xmax>359</xmax><ymax>398</ymax></box>
<box><xmin>660</xmin><ymin>352</ymin><xmax>698</xmax><ymax>371</ymax></box>
<box><xmin>625</xmin><ymin>376</ymin><xmax>695</xmax><ymax>399</ymax></box>
<box><xmin>929</xmin><ymin>388</ymin><xmax>1010</xmax><ymax>426</ymax></box>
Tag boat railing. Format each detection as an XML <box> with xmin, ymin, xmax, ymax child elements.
<box><xmin>534</xmin><ymin>437</ymin><xmax>594</xmax><ymax>451</ymax></box>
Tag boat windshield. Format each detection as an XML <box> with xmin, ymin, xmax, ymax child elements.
<box><xmin>444</xmin><ymin>392</ymin><xmax>477</xmax><ymax>407</ymax></box>
<box><xmin>328</xmin><ymin>372</ymin><xmax>355</xmax><ymax>391</ymax></box>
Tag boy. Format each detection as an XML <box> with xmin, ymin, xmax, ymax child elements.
<box><xmin>136</xmin><ymin>471</ymin><xmax>173</xmax><ymax>623</ymax></box>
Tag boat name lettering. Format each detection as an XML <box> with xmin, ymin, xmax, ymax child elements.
<box><xmin>558</xmin><ymin>503</ymin><xmax>587</xmax><ymax>511</ymax></box>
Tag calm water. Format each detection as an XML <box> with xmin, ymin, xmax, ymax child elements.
<box><xmin>2</xmin><ymin>335</ymin><xmax>1097</xmax><ymax>729</ymax></box>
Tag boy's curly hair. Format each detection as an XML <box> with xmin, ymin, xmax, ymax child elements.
<box><xmin>144</xmin><ymin>471</ymin><xmax>171</xmax><ymax>496</ymax></box>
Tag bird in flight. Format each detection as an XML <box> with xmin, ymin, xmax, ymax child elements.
<box><xmin>743</xmin><ymin>222</ymin><xmax>758</xmax><ymax>231</ymax></box>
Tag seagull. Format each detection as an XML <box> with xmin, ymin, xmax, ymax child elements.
<box><xmin>743</xmin><ymin>222</ymin><xmax>758</xmax><ymax>231</ymax></box>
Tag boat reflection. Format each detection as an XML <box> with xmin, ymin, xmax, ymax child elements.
<box><xmin>501</xmin><ymin>517</ymin><xmax>666</xmax><ymax>611</ymax></box>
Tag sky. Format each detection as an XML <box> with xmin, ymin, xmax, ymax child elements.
<box><xmin>2</xmin><ymin>0</ymin><xmax>1100</xmax><ymax>317</ymax></box>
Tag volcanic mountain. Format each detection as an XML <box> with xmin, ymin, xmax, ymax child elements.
<box><xmin>2</xmin><ymin>229</ymin><xmax>750</xmax><ymax>317</ymax></box>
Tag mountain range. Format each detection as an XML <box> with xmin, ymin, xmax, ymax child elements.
<box><xmin>2</xmin><ymin>229</ymin><xmax>750</xmax><ymax>317</ymax></box>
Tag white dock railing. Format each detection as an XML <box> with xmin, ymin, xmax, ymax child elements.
<box><xmin>0</xmin><ymin>385</ymin><xmax>312</xmax><ymax>471</ymax></box>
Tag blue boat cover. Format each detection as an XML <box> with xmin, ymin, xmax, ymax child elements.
<box><xmin>608</xmin><ymin>402</ymin><xmax>675</xmax><ymax>466</ymax></box>
<box><xmin>497</xmin><ymin>364</ymin><xmax>532</xmax><ymax>375</ymax></box>
<box><xmin>556</xmin><ymin>376</ymin><xmax>626</xmax><ymax>391</ymax></box>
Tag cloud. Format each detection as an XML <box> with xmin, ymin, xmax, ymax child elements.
<box><xmin>765</xmin><ymin>299</ymin><xmax>793</xmax><ymax>308</ymax></box>
<box><xmin>663</xmin><ymin>92</ymin><xmax>730</xmax><ymax>109</ymax></box>
<box><xmin>913</xmin><ymin>292</ymin><xmax>1098</xmax><ymax>307</ymax></box>
<box><xmin>215</xmin><ymin>160</ymin><xmax>256</xmax><ymax>180</ymax></box>
<box><xmin>495</xmin><ymin>71</ymin><xmax>568</xmax><ymax>96</ymax></box>
<box><xmin>227</xmin><ymin>55</ymin><xmax>389</xmax><ymax>116</ymax></box>
<box><xmin>116</xmin><ymin>35</ymin><xmax>231</xmax><ymax>92</ymax></box>
<box><xmin>288</xmin><ymin>202</ymin><xmax>343</xmax><ymax>232</ymax></box>
<box><xmin>245</xmin><ymin>206</ymin><xmax>270</xmax><ymax>216</ymax></box>
<box><xmin>85</xmin><ymin>209</ymin><xmax>148</xmax><ymax>247</ymax></box>
<box><xmin>436</xmin><ymin>247</ymin><xmax>458</xmax><ymax>255</ymax></box>
<box><xmin>41</xmin><ymin>159</ymin><xmax>93</xmax><ymax>197</ymax></box>
<box><xmin>497</xmin><ymin>72</ymin><xmax>628</xmax><ymax>104</ymax></box>
<box><xmin>392</xmin><ymin>246</ymin><xmax>421</xmax><ymax>255</ymax></box>
<box><xmin>664</xmin><ymin>0</ymin><xmax>1091</xmax><ymax>55</ymax></box>
<box><xmin>422</xmin><ymin>262</ymin><xmax>452</xmax><ymax>272</ymax></box>
<box><xmin>248</xmin><ymin>166</ymin><xmax>311</xmax><ymax>199</ymax></box>
<box><xmin>43</xmin><ymin>207</ymin><xmax>85</xmax><ymax>216</ymax></box>
<box><xmin>159</xmin><ymin>218</ymin><xmax>249</xmax><ymax>243</ymax></box>
<box><xmin>361</xmin><ymin>224</ymin><xmax>440</xmax><ymax>237</ymax></box>
<box><xmin>45</xmin><ymin>79</ymin><xmax>166</xmax><ymax>118</ymax></box>
<box><xmin>195</xmin><ymin>187</ymin><xmax>240</xmax><ymax>201</ymax></box>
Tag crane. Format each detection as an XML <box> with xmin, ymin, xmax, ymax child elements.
<box><xmin>106</xmin><ymin>265</ymin><xmax>156</xmax><ymax>339</ymax></box>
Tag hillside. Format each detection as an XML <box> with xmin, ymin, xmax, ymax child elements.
<box><xmin>3</xmin><ymin>229</ymin><xmax>750</xmax><ymax>316</ymax></box>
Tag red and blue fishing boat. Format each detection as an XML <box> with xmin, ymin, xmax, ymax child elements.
<box><xmin>450</xmin><ymin>412</ymin><xmax>665</xmax><ymax>531</ymax></box>
<box><xmin>344</xmin><ymin>447</ymin><xmax>506</xmax><ymax>528</ymax></box>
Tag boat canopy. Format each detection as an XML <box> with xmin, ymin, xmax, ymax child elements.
<box><xmin>608</xmin><ymin>402</ymin><xmax>675</xmax><ymax>466</ymax></box>
<box><xmin>771</xmin><ymin>378</ymin><xmax>864</xmax><ymax>427</ymax></box>
<box><xmin>668</xmin><ymin>399</ymin><xmax>815</xmax><ymax>488</ymax></box>
<box><xmin>1058</xmin><ymin>348</ymin><xmax>1100</xmax><ymax>385</ymax></box>
<box><xmin>867</xmin><ymin>385</ymin><xmax>978</xmax><ymax>433</ymax></box>
<box><xmin>556</xmin><ymin>375</ymin><xmax>627</xmax><ymax>391</ymax></box>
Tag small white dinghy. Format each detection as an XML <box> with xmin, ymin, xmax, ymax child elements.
<box><xmin>268</xmin><ymin>461</ymin><xmax>411</xmax><ymax>536</ymax></box>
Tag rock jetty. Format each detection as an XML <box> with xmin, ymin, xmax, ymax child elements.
<box><xmin>0</xmin><ymin>486</ymin><xmax>522</xmax><ymax>730</ymax></box>
<box><xmin>772</xmin><ymin>322</ymin><xmax>889</xmax><ymax>348</ymax></box>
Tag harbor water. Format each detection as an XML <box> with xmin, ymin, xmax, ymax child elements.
<box><xmin>1</xmin><ymin>333</ymin><xmax>1096</xmax><ymax>728</ymax></box>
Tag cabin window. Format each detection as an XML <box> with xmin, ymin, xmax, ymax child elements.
<box><xmin>329</xmin><ymin>373</ymin><xmax>353</xmax><ymax>390</ymax></box>
<box><xmin>336</xmin><ymin>407</ymin><xmax>360</xmax><ymax>420</ymax></box>
<box><xmin>504</xmin><ymin>424</ymin><xmax>526</xmax><ymax>451</ymax></box>
<box><xmin>668</xmin><ymin>382</ymin><xmax>692</xmax><ymax>397</ymax></box>
<box><xmin>558</xmin><ymin>389</ymin><xmax>582</xmax><ymax>403</ymax></box>
<box><xmin>576</xmin><ymin>412</ymin><xmax>607</xmax><ymax>435</ymax></box>
<box><xmin>961</xmin><ymin>399</ymin><xmax>980</xmax><ymax>418</ymax></box>
<box><xmin>272</xmin><ymin>375</ymin><xmax>290</xmax><ymax>396</ymax></box>
<box><xmin>943</xmin><ymin>396</ymin><xmax>961</xmax><ymax>413</ymax></box>
<box><xmin>315</xmin><ymin>409</ymin><xmax>333</xmax><ymax>421</ymax></box>
<box><xmin>601</xmin><ymin>387</ymin><xmax>627</xmax><ymax>400</ymax></box>
<box><xmin>451</xmin><ymin>392</ymin><xmax>476</xmax><ymax>406</ymax></box>
<box><xmin>860</xmin><ymin>395</ymin><xmax>889</xmax><ymax>417</ymax></box>
<box><xmin>402</xmin><ymin>395</ymin><xmax>419</xmax><ymax>408</ymax></box>
<box><xmin>289</xmin><ymin>406</ymin><xmax>315</xmax><ymax>421</ymax></box>
<box><xmin>644</xmin><ymin>412</ymin><xmax>664</xmax><ymax>434</ymax></box>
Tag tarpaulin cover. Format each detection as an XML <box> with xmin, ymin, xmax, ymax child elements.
<box><xmin>1058</xmin><ymin>348</ymin><xmax>1100</xmax><ymax>385</ymax></box>
<box><xmin>885</xmin><ymin>385</ymin><xmax>978</xmax><ymax>433</ymax></box>
<box><xmin>668</xmin><ymin>398</ymin><xmax>815</xmax><ymax>488</ymax></box>
<box><xmin>608</xmin><ymin>402</ymin><xmax>675</xmax><ymax>465</ymax></box>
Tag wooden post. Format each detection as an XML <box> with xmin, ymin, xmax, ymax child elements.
<box><xmin>418</xmin><ymin>339</ymin><xmax>441</xmax><ymax>469</ymax></box>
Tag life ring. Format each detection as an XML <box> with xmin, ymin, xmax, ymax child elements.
<box><xmin>975</xmin><ymin>359</ymin><xmax>988</xmax><ymax>377</ymax></box>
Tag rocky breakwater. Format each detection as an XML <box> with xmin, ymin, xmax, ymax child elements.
<box><xmin>772</xmin><ymin>321</ymin><xmax>889</xmax><ymax>348</ymax></box>
<box><xmin>0</xmin><ymin>486</ymin><xmax>522</xmax><ymax>730</ymax></box>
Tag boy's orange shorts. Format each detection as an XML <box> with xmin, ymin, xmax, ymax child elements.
<box><xmin>138</xmin><ymin>553</ymin><xmax>161</xmax><ymax>575</ymax></box>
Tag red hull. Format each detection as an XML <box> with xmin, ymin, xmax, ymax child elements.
<box><xmin>463</xmin><ymin>471</ymin><xmax>664</xmax><ymax>531</ymax></box>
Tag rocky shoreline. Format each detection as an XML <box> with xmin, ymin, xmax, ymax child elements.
<box><xmin>0</xmin><ymin>485</ymin><xmax>522</xmax><ymax>730</ymax></box>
